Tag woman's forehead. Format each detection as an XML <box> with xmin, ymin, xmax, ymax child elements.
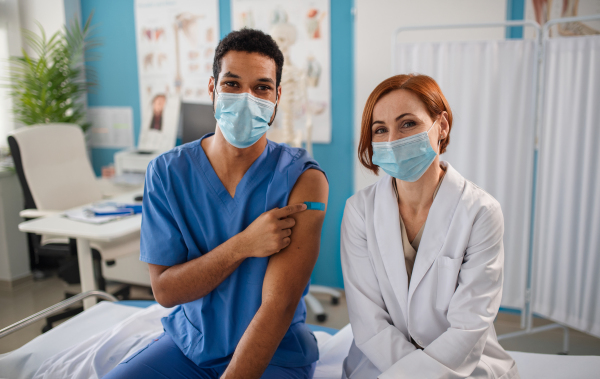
<box><xmin>373</xmin><ymin>89</ymin><xmax>426</xmax><ymax>118</ymax></box>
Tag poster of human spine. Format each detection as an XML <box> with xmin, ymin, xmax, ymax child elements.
<box><xmin>232</xmin><ymin>0</ymin><xmax>332</xmax><ymax>144</ymax></box>
<box><xmin>135</xmin><ymin>0</ymin><xmax>219</xmax><ymax>107</ymax></box>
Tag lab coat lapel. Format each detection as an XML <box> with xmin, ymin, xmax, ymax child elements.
<box><xmin>408</xmin><ymin>162</ymin><xmax>465</xmax><ymax>304</ymax></box>
<box><xmin>373</xmin><ymin>175</ymin><xmax>409</xmax><ymax>319</ymax></box>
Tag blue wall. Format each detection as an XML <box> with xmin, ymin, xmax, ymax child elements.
<box><xmin>81</xmin><ymin>0</ymin><xmax>354</xmax><ymax>288</ymax></box>
<box><xmin>81</xmin><ymin>1</ymin><xmax>141</xmax><ymax>174</ymax></box>
<box><xmin>506</xmin><ymin>0</ymin><xmax>525</xmax><ymax>38</ymax></box>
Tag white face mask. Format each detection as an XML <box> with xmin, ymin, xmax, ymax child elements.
<box><xmin>371</xmin><ymin>121</ymin><xmax>438</xmax><ymax>182</ymax></box>
<box><xmin>214</xmin><ymin>90</ymin><xmax>277</xmax><ymax>148</ymax></box>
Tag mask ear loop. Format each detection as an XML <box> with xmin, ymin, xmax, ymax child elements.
<box><xmin>211</xmin><ymin>78</ymin><xmax>218</xmax><ymax>118</ymax></box>
<box><xmin>268</xmin><ymin>92</ymin><xmax>279</xmax><ymax>127</ymax></box>
<box><xmin>436</xmin><ymin>120</ymin><xmax>444</xmax><ymax>152</ymax></box>
<box><xmin>428</xmin><ymin>119</ymin><xmax>443</xmax><ymax>151</ymax></box>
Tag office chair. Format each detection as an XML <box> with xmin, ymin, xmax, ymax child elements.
<box><xmin>8</xmin><ymin>124</ymin><xmax>144</xmax><ymax>331</ymax></box>
<box><xmin>306</xmin><ymin>285</ymin><xmax>341</xmax><ymax>322</ymax></box>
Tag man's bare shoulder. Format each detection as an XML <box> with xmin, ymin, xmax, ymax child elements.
<box><xmin>289</xmin><ymin>168</ymin><xmax>329</xmax><ymax>205</ymax></box>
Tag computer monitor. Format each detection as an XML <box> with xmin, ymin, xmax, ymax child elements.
<box><xmin>180</xmin><ymin>103</ymin><xmax>216</xmax><ymax>144</ymax></box>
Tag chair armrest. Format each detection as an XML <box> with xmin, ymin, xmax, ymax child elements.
<box><xmin>20</xmin><ymin>209</ymin><xmax>61</xmax><ymax>219</ymax></box>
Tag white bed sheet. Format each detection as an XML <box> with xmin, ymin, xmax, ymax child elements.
<box><xmin>508</xmin><ymin>351</ymin><xmax>600</xmax><ymax>379</ymax></box>
<box><xmin>0</xmin><ymin>302</ymin><xmax>144</xmax><ymax>379</ymax></box>
<box><xmin>1</xmin><ymin>303</ymin><xmax>599</xmax><ymax>379</ymax></box>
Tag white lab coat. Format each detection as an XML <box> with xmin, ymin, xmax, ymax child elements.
<box><xmin>341</xmin><ymin>162</ymin><xmax>519</xmax><ymax>379</ymax></box>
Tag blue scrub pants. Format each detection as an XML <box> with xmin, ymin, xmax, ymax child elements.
<box><xmin>103</xmin><ymin>332</ymin><xmax>316</xmax><ymax>379</ymax></box>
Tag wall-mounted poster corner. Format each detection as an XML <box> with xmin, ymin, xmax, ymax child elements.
<box><xmin>231</xmin><ymin>0</ymin><xmax>332</xmax><ymax>144</ymax></box>
<box><xmin>87</xmin><ymin>107</ymin><xmax>134</xmax><ymax>149</ymax></box>
<box><xmin>134</xmin><ymin>0</ymin><xmax>220</xmax><ymax>112</ymax></box>
<box><xmin>526</xmin><ymin>0</ymin><xmax>600</xmax><ymax>37</ymax></box>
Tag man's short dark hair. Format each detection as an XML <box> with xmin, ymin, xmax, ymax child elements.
<box><xmin>212</xmin><ymin>28</ymin><xmax>284</xmax><ymax>88</ymax></box>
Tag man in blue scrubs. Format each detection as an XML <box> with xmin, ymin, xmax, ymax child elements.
<box><xmin>105</xmin><ymin>29</ymin><xmax>328</xmax><ymax>379</ymax></box>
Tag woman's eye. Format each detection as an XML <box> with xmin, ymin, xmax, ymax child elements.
<box><xmin>402</xmin><ymin>121</ymin><xmax>416</xmax><ymax>128</ymax></box>
<box><xmin>374</xmin><ymin>128</ymin><xmax>387</xmax><ymax>134</ymax></box>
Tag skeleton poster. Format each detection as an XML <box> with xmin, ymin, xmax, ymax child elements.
<box><xmin>232</xmin><ymin>0</ymin><xmax>332</xmax><ymax>144</ymax></box>
<box><xmin>526</xmin><ymin>0</ymin><xmax>600</xmax><ymax>36</ymax></box>
<box><xmin>135</xmin><ymin>0</ymin><xmax>219</xmax><ymax>110</ymax></box>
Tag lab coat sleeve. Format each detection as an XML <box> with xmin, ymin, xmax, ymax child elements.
<box><xmin>341</xmin><ymin>201</ymin><xmax>417</xmax><ymax>373</ymax></box>
<box><xmin>379</xmin><ymin>202</ymin><xmax>505</xmax><ymax>379</ymax></box>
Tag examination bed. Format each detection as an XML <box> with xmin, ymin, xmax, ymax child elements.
<box><xmin>0</xmin><ymin>292</ymin><xmax>598</xmax><ymax>379</ymax></box>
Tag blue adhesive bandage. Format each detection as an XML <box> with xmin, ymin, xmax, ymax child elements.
<box><xmin>304</xmin><ymin>202</ymin><xmax>325</xmax><ymax>211</ymax></box>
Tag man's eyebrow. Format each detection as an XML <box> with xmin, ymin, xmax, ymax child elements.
<box><xmin>222</xmin><ymin>71</ymin><xmax>241</xmax><ymax>79</ymax></box>
<box><xmin>258</xmin><ymin>77</ymin><xmax>275</xmax><ymax>85</ymax></box>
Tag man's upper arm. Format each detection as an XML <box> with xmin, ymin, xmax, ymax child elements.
<box><xmin>140</xmin><ymin>162</ymin><xmax>187</xmax><ymax>266</ymax></box>
<box><xmin>261</xmin><ymin>168</ymin><xmax>329</xmax><ymax>307</ymax></box>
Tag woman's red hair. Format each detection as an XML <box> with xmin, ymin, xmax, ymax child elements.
<box><xmin>358</xmin><ymin>74</ymin><xmax>453</xmax><ymax>174</ymax></box>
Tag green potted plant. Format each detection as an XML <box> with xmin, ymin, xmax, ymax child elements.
<box><xmin>4</xmin><ymin>14</ymin><xmax>99</xmax><ymax>132</ymax></box>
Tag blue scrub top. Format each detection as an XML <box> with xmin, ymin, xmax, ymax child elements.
<box><xmin>140</xmin><ymin>134</ymin><xmax>324</xmax><ymax>368</ymax></box>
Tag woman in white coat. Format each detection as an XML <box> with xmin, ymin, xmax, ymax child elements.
<box><xmin>341</xmin><ymin>74</ymin><xmax>519</xmax><ymax>379</ymax></box>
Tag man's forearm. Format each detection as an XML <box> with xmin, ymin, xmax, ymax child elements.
<box><xmin>221</xmin><ymin>301</ymin><xmax>296</xmax><ymax>379</ymax></box>
<box><xmin>151</xmin><ymin>234</ymin><xmax>248</xmax><ymax>307</ymax></box>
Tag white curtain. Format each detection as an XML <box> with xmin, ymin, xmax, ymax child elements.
<box><xmin>532</xmin><ymin>35</ymin><xmax>600</xmax><ymax>338</ymax></box>
<box><xmin>393</xmin><ymin>39</ymin><xmax>537</xmax><ymax>309</ymax></box>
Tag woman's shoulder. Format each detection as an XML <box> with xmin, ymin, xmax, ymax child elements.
<box><xmin>455</xmin><ymin>177</ymin><xmax>504</xmax><ymax>234</ymax></box>
<box><xmin>345</xmin><ymin>176</ymin><xmax>388</xmax><ymax>216</ymax></box>
<box><xmin>443</xmin><ymin>162</ymin><xmax>502</xmax><ymax>216</ymax></box>
<box><xmin>462</xmin><ymin>179</ymin><xmax>502</xmax><ymax>216</ymax></box>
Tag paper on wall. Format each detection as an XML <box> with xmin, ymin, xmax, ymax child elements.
<box><xmin>87</xmin><ymin>107</ymin><xmax>134</xmax><ymax>149</ymax></box>
<box><xmin>134</xmin><ymin>0</ymin><xmax>220</xmax><ymax>108</ymax></box>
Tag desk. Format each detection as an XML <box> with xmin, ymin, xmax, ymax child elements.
<box><xmin>18</xmin><ymin>191</ymin><xmax>143</xmax><ymax>309</ymax></box>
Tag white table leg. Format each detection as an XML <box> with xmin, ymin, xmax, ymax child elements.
<box><xmin>76</xmin><ymin>238</ymin><xmax>97</xmax><ymax>309</ymax></box>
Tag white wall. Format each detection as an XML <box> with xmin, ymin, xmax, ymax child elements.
<box><xmin>0</xmin><ymin>0</ymin><xmax>22</xmax><ymax>147</ymax></box>
<box><xmin>1</xmin><ymin>0</ymin><xmax>82</xmax><ymax>145</ymax></box>
<box><xmin>18</xmin><ymin>0</ymin><xmax>66</xmax><ymax>56</ymax></box>
<box><xmin>354</xmin><ymin>0</ymin><xmax>508</xmax><ymax>191</ymax></box>
<box><xmin>0</xmin><ymin>172</ymin><xmax>29</xmax><ymax>282</ymax></box>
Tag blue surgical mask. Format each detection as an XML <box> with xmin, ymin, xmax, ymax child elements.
<box><xmin>371</xmin><ymin>120</ymin><xmax>439</xmax><ymax>182</ymax></box>
<box><xmin>214</xmin><ymin>90</ymin><xmax>277</xmax><ymax>149</ymax></box>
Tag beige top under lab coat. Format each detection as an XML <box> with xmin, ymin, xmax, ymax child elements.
<box><xmin>395</xmin><ymin>167</ymin><xmax>446</xmax><ymax>283</ymax></box>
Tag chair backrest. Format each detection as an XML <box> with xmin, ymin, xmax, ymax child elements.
<box><xmin>8</xmin><ymin>124</ymin><xmax>103</xmax><ymax>211</ymax></box>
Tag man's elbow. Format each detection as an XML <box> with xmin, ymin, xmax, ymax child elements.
<box><xmin>150</xmin><ymin>278</ymin><xmax>179</xmax><ymax>308</ymax></box>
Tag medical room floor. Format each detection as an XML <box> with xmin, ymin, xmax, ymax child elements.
<box><xmin>1</xmin><ymin>276</ymin><xmax>600</xmax><ymax>356</ymax></box>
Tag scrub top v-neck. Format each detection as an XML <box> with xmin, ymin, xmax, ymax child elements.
<box><xmin>140</xmin><ymin>133</ymin><xmax>325</xmax><ymax>368</ymax></box>
<box><xmin>196</xmin><ymin>136</ymin><xmax>270</xmax><ymax>214</ymax></box>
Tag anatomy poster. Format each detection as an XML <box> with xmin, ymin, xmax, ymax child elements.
<box><xmin>526</xmin><ymin>0</ymin><xmax>600</xmax><ymax>36</ymax></box>
<box><xmin>232</xmin><ymin>0</ymin><xmax>331</xmax><ymax>144</ymax></box>
<box><xmin>135</xmin><ymin>0</ymin><xmax>219</xmax><ymax>109</ymax></box>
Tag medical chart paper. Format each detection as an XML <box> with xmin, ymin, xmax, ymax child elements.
<box><xmin>87</xmin><ymin>107</ymin><xmax>134</xmax><ymax>149</ymax></box>
<box><xmin>134</xmin><ymin>0</ymin><xmax>220</xmax><ymax>106</ymax></box>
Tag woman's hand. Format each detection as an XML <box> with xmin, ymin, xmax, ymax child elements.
<box><xmin>239</xmin><ymin>203</ymin><xmax>307</xmax><ymax>258</ymax></box>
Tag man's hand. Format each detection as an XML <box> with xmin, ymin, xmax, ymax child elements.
<box><xmin>240</xmin><ymin>203</ymin><xmax>307</xmax><ymax>258</ymax></box>
<box><xmin>148</xmin><ymin>203</ymin><xmax>309</xmax><ymax>308</ymax></box>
